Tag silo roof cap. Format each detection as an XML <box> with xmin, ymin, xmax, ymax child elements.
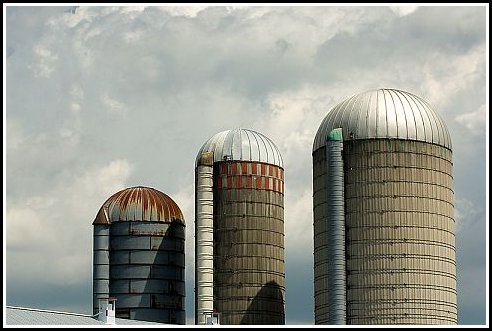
<box><xmin>313</xmin><ymin>88</ymin><xmax>452</xmax><ymax>151</ymax></box>
<box><xmin>196</xmin><ymin>128</ymin><xmax>284</xmax><ymax>168</ymax></box>
<box><xmin>93</xmin><ymin>186</ymin><xmax>184</xmax><ymax>225</ymax></box>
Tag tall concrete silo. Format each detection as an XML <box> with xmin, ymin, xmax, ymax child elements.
<box><xmin>92</xmin><ymin>186</ymin><xmax>185</xmax><ymax>324</ymax></box>
<box><xmin>313</xmin><ymin>89</ymin><xmax>456</xmax><ymax>325</ymax></box>
<box><xmin>195</xmin><ymin>128</ymin><xmax>285</xmax><ymax>325</ymax></box>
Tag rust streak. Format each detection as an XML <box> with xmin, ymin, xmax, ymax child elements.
<box><xmin>92</xmin><ymin>186</ymin><xmax>184</xmax><ymax>225</ymax></box>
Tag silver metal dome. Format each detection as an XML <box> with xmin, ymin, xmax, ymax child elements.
<box><xmin>313</xmin><ymin>89</ymin><xmax>452</xmax><ymax>151</ymax></box>
<box><xmin>196</xmin><ymin>128</ymin><xmax>284</xmax><ymax>168</ymax></box>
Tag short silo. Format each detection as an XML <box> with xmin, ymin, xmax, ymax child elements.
<box><xmin>92</xmin><ymin>186</ymin><xmax>185</xmax><ymax>324</ymax></box>
<box><xmin>195</xmin><ymin>128</ymin><xmax>285</xmax><ymax>325</ymax></box>
<box><xmin>313</xmin><ymin>89</ymin><xmax>456</xmax><ymax>324</ymax></box>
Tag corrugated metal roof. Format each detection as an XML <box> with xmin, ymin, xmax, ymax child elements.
<box><xmin>196</xmin><ymin>128</ymin><xmax>284</xmax><ymax>168</ymax></box>
<box><xmin>93</xmin><ymin>186</ymin><xmax>184</xmax><ymax>225</ymax></box>
<box><xmin>5</xmin><ymin>306</ymin><xmax>164</xmax><ymax>325</ymax></box>
<box><xmin>313</xmin><ymin>88</ymin><xmax>452</xmax><ymax>151</ymax></box>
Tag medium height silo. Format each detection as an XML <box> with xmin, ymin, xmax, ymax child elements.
<box><xmin>313</xmin><ymin>89</ymin><xmax>456</xmax><ymax>325</ymax></box>
<box><xmin>195</xmin><ymin>128</ymin><xmax>285</xmax><ymax>325</ymax></box>
<box><xmin>92</xmin><ymin>186</ymin><xmax>185</xmax><ymax>324</ymax></box>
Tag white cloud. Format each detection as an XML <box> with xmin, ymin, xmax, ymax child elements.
<box><xmin>6</xmin><ymin>119</ymin><xmax>25</xmax><ymax>151</ymax></box>
<box><xmin>72</xmin><ymin>39</ymin><xmax>95</xmax><ymax>69</ymax></box>
<box><xmin>77</xmin><ymin>159</ymin><xmax>132</xmax><ymax>196</ymax></box>
<box><xmin>120</xmin><ymin>6</ymin><xmax>146</xmax><ymax>14</ymax></box>
<box><xmin>59</xmin><ymin>127</ymin><xmax>80</xmax><ymax>146</ymax></box>
<box><xmin>455</xmin><ymin>104</ymin><xmax>486</xmax><ymax>135</ymax></box>
<box><xmin>6</xmin><ymin>202</ymin><xmax>56</xmax><ymax>250</ymax></box>
<box><xmin>262</xmin><ymin>87</ymin><xmax>332</xmax><ymax>138</ymax></box>
<box><xmin>158</xmin><ymin>5</ymin><xmax>208</xmax><ymax>18</ymax></box>
<box><xmin>421</xmin><ymin>45</ymin><xmax>486</xmax><ymax>110</ymax></box>
<box><xmin>284</xmin><ymin>188</ymin><xmax>313</xmax><ymax>259</ymax></box>
<box><xmin>389</xmin><ymin>6</ymin><xmax>418</xmax><ymax>17</ymax></box>
<box><xmin>30</xmin><ymin>43</ymin><xmax>58</xmax><ymax>78</ymax></box>
<box><xmin>70</xmin><ymin>84</ymin><xmax>84</xmax><ymax>101</ymax></box>
<box><xmin>454</xmin><ymin>198</ymin><xmax>483</xmax><ymax>233</ymax></box>
<box><xmin>5</xmin><ymin>5</ymin><xmax>486</xmax><ymax>324</ymax></box>
<box><xmin>70</xmin><ymin>103</ymin><xmax>81</xmax><ymax>114</ymax></box>
<box><xmin>49</xmin><ymin>6</ymin><xmax>98</xmax><ymax>29</ymax></box>
<box><xmin>122</xmin><ymin>29</ymin><xmax>144</xmax><ymax>44</ymax></box>
<box><xmin>6</xmin><ymin>159</ymin><xmax>132</xmax><ymax>286</ymax></box>
<box><xmin>100</xmin><ymin>93</ymin><xmax>127</xmax><ymax>115</ymax></box>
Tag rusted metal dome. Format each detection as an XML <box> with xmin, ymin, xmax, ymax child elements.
<box><xmin>92</xmin><ymin>186</ymin><xmax>184</xmax><ymax>224</ymax></box>
<box><xmin>313</xmin><ymin>88</ymin><xmax>452</xmax><ymax>152</ymax></box>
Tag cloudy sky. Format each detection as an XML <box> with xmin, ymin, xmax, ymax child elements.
<box><xmin>4</xmin><ymin>4</ymin><xmax>488</xmax><ymax>326</ymax></box>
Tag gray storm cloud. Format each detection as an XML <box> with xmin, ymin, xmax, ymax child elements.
<box><xmin>5</xmin><ymin>5</ymin><xmax>487</xmax><ymax>325</ymax></box>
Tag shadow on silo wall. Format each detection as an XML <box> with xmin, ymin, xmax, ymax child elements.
<box><xmin>120</xmin><ymin>219</ymin><xmax>185</xmax><ymax>324</ymax></box>
<box><xmin>240</xmin><ymin>281</ymin><xmax>284</xmax><ymax>325</ymax></box>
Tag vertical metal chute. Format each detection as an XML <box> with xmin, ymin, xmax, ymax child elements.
<box><xmin>195</xmin><ymin>152</ymin><xmax>214</xmax><ymax>325</ymax></box>
<box><xmin>93</xmin><ymin>223</ymin><xmax>110</xmax><ymax>316</ymax></box>
<box><xmin>325</xmin><ymin>128</ymin><xmax>346</xmax><ymax>324</ymax></box>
